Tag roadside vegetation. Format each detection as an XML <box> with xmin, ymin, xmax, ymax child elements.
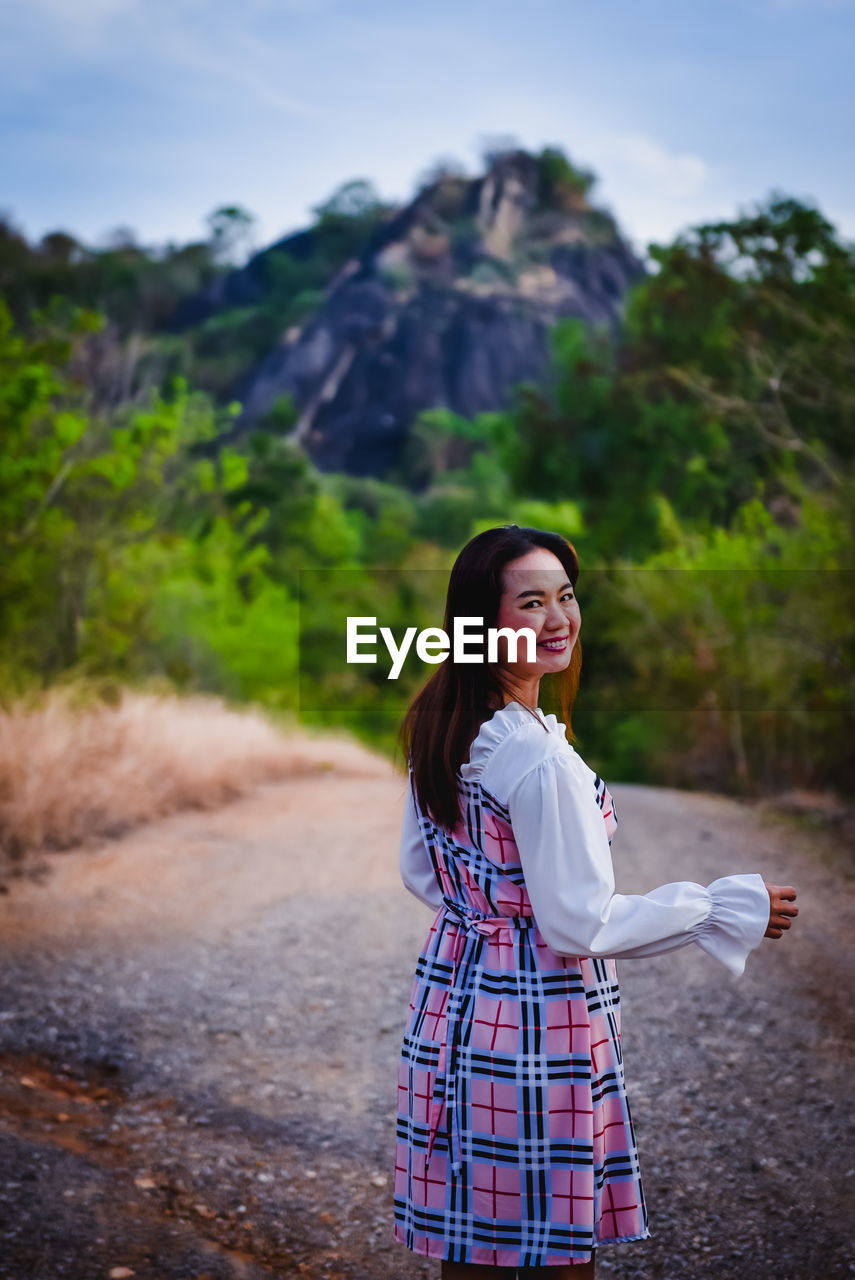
<box><xmin>2</xmin><ymin>155</ymin><xmax>852</xmax><ymax>859</ymax></box>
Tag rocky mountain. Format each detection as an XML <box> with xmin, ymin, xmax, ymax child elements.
<box><xmin>218</xmin><ymin>149</ymin><xmax>646</xmax><ymax>477</ymax></box>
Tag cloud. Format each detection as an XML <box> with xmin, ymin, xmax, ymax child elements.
<box><xmin>152</xmin><ymin>26</ymin><xmax>322</xmax><ymax>118</ymax></box>
<box><xmin>14</xmin><ymin>0</ymin><xmax>139</xmax><ymax>46</ymax></box>
<box><xmin>576</xmin><ymin>129</ymin><xmax>720</xmax><ymax>255</ymax></box>
<box><xmin>602</xmin><ymin>131</ymin><xmax>711</xmax><ymax>201</ymax></box>
<box><xmin>2</xmin><ymin>0</ymin><xmax>321</xmax><ymax>118</ymax></box>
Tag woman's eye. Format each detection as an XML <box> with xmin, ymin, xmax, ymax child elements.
<box><xmin>522</xmin><ymin>594</ymin><xmax>574</xmax><ymax>609</ymax></box>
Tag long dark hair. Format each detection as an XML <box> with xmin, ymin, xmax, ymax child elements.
<box><xmin>398</xmin><ymin>525</ymin><xmax>582</xmax><ymax>831</ymax></box>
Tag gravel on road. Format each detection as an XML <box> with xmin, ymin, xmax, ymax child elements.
<box><xmin>0</xmin><ymin>743</ymin><xmax>853</xmax><ymax>1280</ymax></box>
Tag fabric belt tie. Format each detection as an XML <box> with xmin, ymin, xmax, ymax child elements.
<box><xmin>425</xmin><ymin>901</ymin><xmax>536</xmax><ymax>1175</ymax></box>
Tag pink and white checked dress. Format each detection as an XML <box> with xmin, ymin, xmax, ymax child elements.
<box><xmin>393</xmin><ymin>701</ymin><xmax>769</xmax><ymax>1266</ymax></box>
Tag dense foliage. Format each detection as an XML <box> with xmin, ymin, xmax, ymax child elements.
<box><xmin>0</xmin><ymin>181</ymin><xmax>393</xmax><ymax>405</ymax></box>
<box><xmin>1</xmin><ymin>176</ymin><xmax>852</xmax><ymax>793</ymax></box>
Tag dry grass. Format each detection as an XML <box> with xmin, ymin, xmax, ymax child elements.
<box><xmin>0</xmin><ymin>688</ymin><xmax>378</xmax><ymax>862</ymax></box>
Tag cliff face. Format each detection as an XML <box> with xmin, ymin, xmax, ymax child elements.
<box><xmin>234</xmin><ymin>150</ymin><xmax>645</xmax><ymax>476</ymax></box>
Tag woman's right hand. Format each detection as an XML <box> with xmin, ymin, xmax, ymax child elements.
<box><xmin>764</xmin><ymin>884</ymin><xmax>798</xmax><ymax>939</ymax></box>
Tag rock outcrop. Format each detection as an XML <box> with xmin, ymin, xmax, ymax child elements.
<box><xmin>232</xmin><ymin>150</ymin><xmax>646</xmax><ymax>476</ymax></box>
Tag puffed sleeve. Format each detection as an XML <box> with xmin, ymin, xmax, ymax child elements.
<box><xmin>399</xmin><ymin>770</ymin><xmax>443</xmax><ymax>909</ymax></box>
<box><xmin>507</xmin><ymin>751</ymin><xmax>769</xmax><ymax>976</ymax></box>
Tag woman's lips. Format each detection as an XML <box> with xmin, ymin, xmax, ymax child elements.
<box><xmin>538</xmin><ymin>636</ymin><xmax>569</xmax><ymax>651</ymax></box>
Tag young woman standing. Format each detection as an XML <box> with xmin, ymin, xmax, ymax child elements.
<box><xmin>393</xmin><ymin>525</ymin><xmax>797</xmax><ymax>1278</ymax></box>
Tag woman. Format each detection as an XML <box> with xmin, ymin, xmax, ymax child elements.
<box><xmin>392</xmin><ymin>525</ymin><xmax>797</xmax><ymax>1278</ymax></box>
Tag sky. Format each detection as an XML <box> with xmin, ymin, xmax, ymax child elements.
<box><xmin>1</xmin><ymin>0</ymin><xmax>854</xmax><ymax>263</ymax></box>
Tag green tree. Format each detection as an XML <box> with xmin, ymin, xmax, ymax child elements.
<box><xmin>582</xmin><ymin>488</ymin><xmax>855</xmax><ymax>794</ymax></box>
<box><xmin>624</xmin><ymin>196</ymin><xmax>855</xmax><ymax>517</ymax></box>
<box><xmin>206</xmin><ymin>205</ymin><xmax>256</xmax><ymax>265</ymax></box>
<box><xmin>0</xmin><ymin>302</ymin><xmax>286</xmax><ymax>694</ymax></box>
<box><xmin>537</xmin><ymin>146</ymin><xmax>596</xmax><ymax>211</ymax></box>
<box><xmin>312</xmin><ymin>179</ymin><xmax>385</xmax><ymax>224</ymax></box>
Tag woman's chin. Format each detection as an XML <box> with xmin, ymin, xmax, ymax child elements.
<box><xmin>537</xmin><ymin>648</ymin><xmax>574</xmax><ymax>672</ymax></box>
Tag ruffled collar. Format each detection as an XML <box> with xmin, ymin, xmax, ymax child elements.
<box><xmin>459</xmin><ymin>701</ymin><xmax>567</xmax><ymax>778</ymax></box>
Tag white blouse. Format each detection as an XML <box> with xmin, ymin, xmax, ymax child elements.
<box><xmin>400</xmin><ymin>701</ymin><xmax>770</xmax><ymax>977</ymax></box>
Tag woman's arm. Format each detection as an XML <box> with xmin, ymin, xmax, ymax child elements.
<box><xmin>508</xmin><ymin>751</ymin><xmax>772</xmax><ymax>976</ymax></box>
<box><xmin>399</xmin><ymin>773</ymin><xmax>443</xmax><ymax>909</ymax></box>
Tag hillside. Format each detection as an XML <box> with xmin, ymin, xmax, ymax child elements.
<box><xmin>2</xmin><ymin>172</ymin><xmax>851</xmax><ymax>802</ymax></box>
<box><xmin>1</xmin><ymin>145</ymin><xmax>644</xmax><ymax>480</ymax></box>
<box><xmin>204</xmin><ymin>149</ymin><xmax>644</xmax><ymax>475</ymax></box>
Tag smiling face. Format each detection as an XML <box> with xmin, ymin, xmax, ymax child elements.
<box><xmin>491</xmin><ymin>547</ymin><xmax>581</xmax><ymax>701</ymax></box>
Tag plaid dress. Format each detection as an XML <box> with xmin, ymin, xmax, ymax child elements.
<box><xmin>393</xmin><ymin>746</ymin><xmax>649</xmax><ymax>1266</ymax></box>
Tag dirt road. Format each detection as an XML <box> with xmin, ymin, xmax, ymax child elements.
<box><xmin>1</xmin><ymin>736</ymin><xmax>853</xmax><ymax>1279</ymax></box>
